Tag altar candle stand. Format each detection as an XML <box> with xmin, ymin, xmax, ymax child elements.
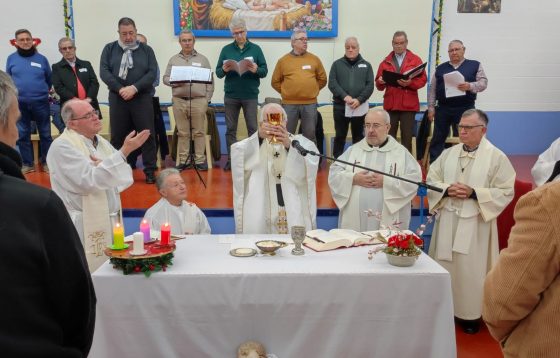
<box><xmin>160</xmin><ymin>223</ymin><xmax>171</xmax><ymax>246</ymax></box>
<box><xmin>140</xmin><ymin>219</ymin><xmax>151</xmax><ymax>243</ymax></box>
<box><xmin>113</xmin><ymin>222</ymin><xmax>125</xmax><ymax>249</ymax></box>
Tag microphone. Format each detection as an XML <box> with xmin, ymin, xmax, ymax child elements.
<box><xmin>291</xmin><ymin>140</ymin><xmax>308</xmax><ymax>156</ymax></box>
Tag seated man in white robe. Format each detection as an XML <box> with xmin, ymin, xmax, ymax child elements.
<box><xmin>47</xmin><ymin>99</ymin><xmax>150</xmax><ymax>271</ymax></box>
<box><xmin>531</xmin><ymin>136</ymin><xmax>560</xmax><ymax>186</ymax></box>
<box><xmin>329</xmin><ymin>108</ymin><xmax>421</xmax><ymax>231</ymax></box>
<box><xmin>144</xmin><ymin>168</ymin><xmax>211</xmax><ymax>235</ymax></box>
<box><xmin>427</xmin><ymin>108</ymin><xmax>515</xmax><ymax>334</ymax></box>
<box><xmin>232</xmin><ymin>103</ymin><xmax>319</xmax><ymax>234</ymax></box>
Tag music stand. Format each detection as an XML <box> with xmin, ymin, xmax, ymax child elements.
<box><xmin>169</xmin><ymin>66</ymin><xmax>213</xmax><ymax>188</ymax></box>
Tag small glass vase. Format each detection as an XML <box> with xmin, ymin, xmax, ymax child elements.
<box><xmin>386</xmin><ymin>253</ymin><xmax>420</xmax><ymax>267</ymax></box>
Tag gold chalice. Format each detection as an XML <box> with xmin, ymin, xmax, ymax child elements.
<box><xmin>267</xmin><ymin>112</ymin><xmax>282</xmax><ymax>143</ymax></box>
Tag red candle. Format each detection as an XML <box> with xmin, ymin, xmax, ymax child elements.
<box><xmin>160</xmin><ymin>223</ymin><xmax>171</xmax><ymax>245</ymax></box>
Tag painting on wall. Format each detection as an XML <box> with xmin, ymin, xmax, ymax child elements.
<box><xmin>173</xmin><ymin>0</ymin><xmax>338</xmax><ymax>38</ymax></box>
<box><xmin>458</xmin><ymin>0</ymin><xmax>501</xmax><ymax>13</ymax></box>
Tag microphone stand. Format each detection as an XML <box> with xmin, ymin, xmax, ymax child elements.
<box><xmin>291</xmin><ymin>141</ymin><xmax>443</xmax><ymax>193</ymax></box>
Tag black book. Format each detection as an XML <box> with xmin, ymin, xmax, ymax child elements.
<box><xmin>382</xmin><ymin>62</ymin><xmax>427</xmax><ymax>87</ymax></box>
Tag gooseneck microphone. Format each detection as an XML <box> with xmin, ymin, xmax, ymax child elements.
<box><xmin>291</xmin><ymin>140</ymin><xmax>309</xmax><ymax>156</ymax></box>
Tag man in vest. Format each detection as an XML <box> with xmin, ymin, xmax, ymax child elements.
<box><xmin>427</xmin><ymin>40</ymin><xmax>487</xmax><ymax>162</ymax></box>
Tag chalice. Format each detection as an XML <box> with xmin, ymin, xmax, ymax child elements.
<box><xmin>291</xmin><ymin>225</ymin><xmax>306</xmax><ymax>256</ymax></box>
<box><xmin>267</xmin><ymin>112</ymin><xmax>282</xmax><ymax>143</ymax></box>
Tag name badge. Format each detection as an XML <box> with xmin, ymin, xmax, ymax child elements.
<box><xmin>30</xmin><ymin>62</ymin><xmax>41</xmax><ymax>68</ymax></box>
<box><xmin>192</xmin><ymin>62</ymin><xmax>201</xmax><ymax>67</ymax></box>
<box><xmin>358</xmin><ymin>64</ymin><xmax>367</xmax><ymax>68</ymax></box>
<box><xmin>244</xmin><ymin>56</ymin><xmax>254</xmax><ymax>61</ymax></box>
<box><xmin>79</xmin><ymin>68</ymin><xmax>88</xmax><ymax>72</ymax></box>
<box><xmin>302</xmin><ymin>65</ymin><xmax>311</xmax><ymax>70</ymax></box>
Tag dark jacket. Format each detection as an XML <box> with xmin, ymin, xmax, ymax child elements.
<box><xmin>99</xmin><ymin>41</ymin><xmax>158</xmax><ymax>95</ymax></box>
<box><xmin>328</xmin><ymin>54</ymin><xmax>374</xmax><ymax>106</ymax></box>
<box><xmin>0</xmin><ymin>142</ymin><xmax>96</xmax><ymax>357</ymax></box>
<box><xmin>52</xmin><ymin>57</ymin><xmax>101</xmax><ymax>113</ymax></box>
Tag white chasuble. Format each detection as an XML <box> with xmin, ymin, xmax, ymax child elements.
<box><xmin>231</xmin><ymin>133</ymin><xmax>319</xmax><ymax>234</ymax></box>
<box><xmin>531</xmin><ymin>137</ymin><xmax>560</xmax><ymax>187</ymax></box>
<box><xmin>144</xmin><ymin>198</ymin><xmax>211</xmax><ymax>235</ymax></box>
<box><xmin>427</xmin><ymin>136</ymin><xmax>515</xmax><ymax>319</ymax></box>
<box><xmin>328</xmin><ymin>136</ymin><xmax>421</xmax><ymax>232</ymax></box>
<box><xmin>46</xmin><ymin>129</ymin><xmax>133</xmax><ymax>272</ymax></box>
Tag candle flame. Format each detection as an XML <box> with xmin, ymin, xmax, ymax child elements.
<box><xmin>115</xmin><ymin>222</ymin><xmax>121</xmax><ymax>228</ymax></box>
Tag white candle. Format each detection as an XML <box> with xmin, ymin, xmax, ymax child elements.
<box><xmin>132</xmin><ymin>232</ymin><xmax>145</xmax><ymax>254</ymax></box>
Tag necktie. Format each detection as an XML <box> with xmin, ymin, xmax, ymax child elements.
<box><xmin>71</xmin><ymin>65</ymin><xmax>87</xmax><ymax>100</ymax></box>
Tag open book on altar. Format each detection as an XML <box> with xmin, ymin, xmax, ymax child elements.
<box><xmin>303</xmin><ymin>229</ymin><xmax>385</xmax><ymax>252</ymax></box>
<box><xmin>223</xmin><ymin>58</ymin><xmax>254</xmax><ymax>75</ymax></box>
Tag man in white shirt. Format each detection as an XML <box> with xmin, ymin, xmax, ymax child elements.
<box><xmin>144</xmin><ymin>168</ymin><xmax>211</xmax><ymax>235</ymax></box>
<box><xmin>47</xmin><ymin>98</ymin><xmax>149</xmax><ymax>271</ymax></box>
<box><xmin>531</xmin><ymin>137</ymin><xmax>560</xmax><ymax>186</ymax></box>
<box><xmin>329</xmin><ymin>108</ymin><xmax>421</xmax><ymax>231</ymax></box>
<box><xmin>231</xmin><ymin>103</ymin><xmax>319</xmax><ymax>234</ymax></box>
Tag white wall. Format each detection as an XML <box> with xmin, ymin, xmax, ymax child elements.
<box><xmin>438</xmin><ymin>0</ymin><xmax>560</xmax><ymax>111</ymax></box>
<box><xmin>71</xmin><ymin>0</ymin><xmax>433</xmax><ymax>104</ymax></box>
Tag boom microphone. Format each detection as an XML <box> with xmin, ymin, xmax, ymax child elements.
<box><xmin>291</xmin><ymin>140</ymin><xmax>308</xmax><ymax>156</ymax></box>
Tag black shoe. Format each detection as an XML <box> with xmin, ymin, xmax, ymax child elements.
<box><xmin>175</xmin><ymin>162</ymin><xmax>193</xmax><ymax>171</ymax></box>
<box><xmin>458</xmin><ymin>318</ymin><xmax>480</xmax><ymax>334</ymax></box>
<box><xmin>195</xmin><ymin>162</ymin><xmax>208</xmax><ymax>171</ymax></box>
<box><xmin>223</xmin><ymin>160</ymin><xmax>231</xmax><ymax>171</ymax></box>
<box><xmin>145</xmin><ymin>172</ymin><xmax>156</xmax><ymax>184</ymax></box>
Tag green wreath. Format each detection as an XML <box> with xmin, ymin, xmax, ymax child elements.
<box><xmin>110</xmin><ymin>253</ymin><xmax>174</xmax><ymax>277</ymax></box>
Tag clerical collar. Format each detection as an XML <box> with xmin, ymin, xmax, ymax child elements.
<box><xmin>462</xmin><ymin>144</ymin><xmax>478</xmax><ymax>153</ymax></box>
<box><xmin>368</xmin><ymin>137</ymin><xmax>389</xmax><ymax>149</ymax></box>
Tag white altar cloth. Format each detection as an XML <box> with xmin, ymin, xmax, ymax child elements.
<box><xmin>90</xmin><ymin>235</ymin><xmax>456</xmax><ymax>358</ymax></box>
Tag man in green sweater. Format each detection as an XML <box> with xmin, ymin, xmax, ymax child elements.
<box><xmin>215</xmin><ymin>18</ymin><xmax>268</xmax><ymax>171</ymax></box>
<box><xmin>271</xmin><ymin>29</ymin><xmax>327</xmax><ymax>145</ymax></box>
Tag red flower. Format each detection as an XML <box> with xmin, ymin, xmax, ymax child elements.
<box><xmin>149</xmin><ymin>264</ymin><xmax>155</xmax><ymax>271</ymax></box>
<box><xmin>134</xmin><ymin>266</ymin><xmax>141</xmax><ymax>273</ymax></box>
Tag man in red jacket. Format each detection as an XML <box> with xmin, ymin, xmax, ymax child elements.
<box><xmin>375</xmin><ymin>31</ymin><xmax>427</xmax><ymax>153</ymax></box>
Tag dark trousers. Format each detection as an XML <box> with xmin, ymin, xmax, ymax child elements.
<box><xmin>109</xmin><ymin>92</ymin><xmax>157</xmax><ymax>173</ymax></box>
<box><xmin>17</xmin><ymin>99</ymin><xmax>52</xmax><ymax>166</ymax></box>
<box><xmin>388</xmin><ymin>110</ymin><xmax>416</xmax><ymax>154</ymax></box>
<box><xmin>224</xmin><ymin>97</ymin><xmax>258</xmax><ymax>157</ymax></box>
<box><xmin>429</xmin><ymin>104</ymin><xmax>474</xmax><ymax>162</ymax></box>
<box><xmin>333</xmin><ymin>105</ymin><xmax>364</xmax><ymax>158</ymax></box>
<box><xmin>284</xmin><ymin>103</ymin><xmax>318</xmax><ymax>145</ymax></box>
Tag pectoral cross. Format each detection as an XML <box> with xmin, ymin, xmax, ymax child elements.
<box><xmin>352</xmin><ymin>160</ymin><xmax>361</xmax><ymax>173</ymax></box>
<box><xmin>273</xmin><ymin>152</ymin><xmax>280</xmax><ymax>158</ymax></box>
<box><xmin>277</xmin><ymin>174</ymin><xmax>282</xmax><ymax>180</ymax></box>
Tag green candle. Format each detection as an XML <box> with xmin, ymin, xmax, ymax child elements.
<box><xmin>113</xmin><ymin>222</ymin><xmax>125</xmax><ymax>249</ymax></box>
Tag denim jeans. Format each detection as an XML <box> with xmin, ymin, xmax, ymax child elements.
<box><xmin>50</xmin><ymin>103</ymin><xmax>65</xmax><ymax>133</ymax></box>
<box><xmin>17</xmin><ymin>99</ymin><xmax>52</xmax><ymax>166</ymax></box>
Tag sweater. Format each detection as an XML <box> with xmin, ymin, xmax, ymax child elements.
<box><xmin>215</xmin><ymin>40</ymin><xmax>267</xmax><ymax>99</ymax></box>
<box><xmin>271</xmin><ymin>51</ymin><xmax>327</xmax><ymax>104</ymax></box>
<box><xmin>6</xmin><ymin>51</ymin><xmax>51</xmax><ymax>101</ymax></box>
<box><xmin>328</xmin><ymin>54</ymin><xmax>374</xmax><ymax>106</ymax></box>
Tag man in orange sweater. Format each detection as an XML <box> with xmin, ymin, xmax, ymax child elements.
<box><xmin>271</xmin><ymin>29</ymin><xmax>327</xmax><ymax>145</ymax></box>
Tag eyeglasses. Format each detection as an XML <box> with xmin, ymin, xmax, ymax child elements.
<box><xmin>294</xmin><ymin>38</ymin><xmax>308</xmax><ymax>42</ymax></box>
<box><xmin>365</xmin><ymin>123</ymin><xmax>387</xmax><ymax>130</ymax></box>
<box><xmin>448</xmin><ymin>47</ymin><xmax>464</xmax><ymax>53</ymax></box>
<box><xmin>72</xmin><ymin>109</ymin><xmax>100</xmax><ymax>121</ymax></box>
<box><xmin>458</xmin><ymin>124</ymin><xmax>484</xmax><ymax>131</ymax></box>
<box><xmin>232</xmin><ymin>30</ymin><xmax>246</xmax><ymax>36</ymax></box>
<box><xmin>59</xmin><ymin>46</ymin><xmax>75</xmax><ymax>51</ymax></box>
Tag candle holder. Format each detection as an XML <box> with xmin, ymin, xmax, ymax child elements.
<box><xmin>291</xmin><ymin>226</ymin><xmax>306</xmax><ymax>256</ymax></box>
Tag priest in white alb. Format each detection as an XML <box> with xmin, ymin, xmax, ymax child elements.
<box><xmin>231</xmin><ymin>103</ymin><xmax>319</xmax><ymax>234</ymax></box>
<box><xmin>531</xmin><ymin>136</ymin><xmax>560</xmax><ymax>187</ymax></box>
<box><xmin>329</xmin><ymin>108</ymin><xmax>421</xmax><ymax>231</ymax></box>
<box><xmin>47</xmin><ymin>99</ymin><xmax>149</xmax><ymax>271</ymax></box>
<box><xmin>144</xmin><ymin>168</ymin><xmax>211</xmax><ymax>235</ymax></box>
<box><xmin>427</xmin><ymin>108</ymin><xmax>515</xmax><ymax>334</ymax></box>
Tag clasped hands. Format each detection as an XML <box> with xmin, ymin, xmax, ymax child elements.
<box><xmin>446</xmin><ymin>182</ymin><xmax>474</xmax><ymax>199</ymax></box>
<box><xmin>259</xmin><ymin>121</ymin><xmax>290</xmax><ymax>149</ymax></box>
<box><xmin>119</xmin><ymin>85</ymin><xmax>137</xmax><ymax>101</ymax></box>
<box><xmin>353</xmin><ymin>170</ymin><xmax>383</xmax><ymax>189</ymax></box>
<box><xmin>343</xmin><ymin>95</ymin><xmax>360</xmax><ymax>109</ymax></box>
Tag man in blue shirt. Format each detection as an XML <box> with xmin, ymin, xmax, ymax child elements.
<box><xmin>6</xmin><ymin>29</ymin><xmax>52</xmax><ymax>174</ymax></box>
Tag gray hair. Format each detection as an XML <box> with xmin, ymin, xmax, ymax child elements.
<box><xmin>449</xmin><ymin>39</ymin><xmax>464</xmax><ymax>48</ymax></box>
<box><xmin>60</xmin><ymin>99</ymin><xmax>83</xmax><ymax>125</ymax></box>
<box><xmin>344</xmin><ymin>36</ymin><xmax>359</xmax><ymax>47</ymax></box>
<box><xmin>58</xmin><ymin>37</ymin><xmax>75</xmax><ymax>48</ymax></box>
<box><xmin>366</xmin><ymin>107</ymin><xmax>390</xmax><ymax>124</ymax></box>
<box><xmin>156</xmin><ymin>168</ymin><xmax>181</xmax><ymax>191</ymax></box>
<box><xmin>291</xmin><ymin>28</ymin><xmax>307</xmax><ymax>41</ymax></box>
<box><xmin>462</xmin><ymin>108</ymin><xmax>489</xmax><ymax>126</ymax></box>
<box><xmin>0</xmin><ymin>70</ymin><xmax>18</xmax><ymax>128</ymax></box>
<box><xmin>118</xmin><ymin>17</ymin><xmax>136</xmax><ymax>28</ymax></box>
<box><xmin>179</xmin><ymin>29</ymin><xmax>196</xmax><ymax>40</ymax></box>
<box><xmin>229</xmin><ymin>18</ymin><xmax>247</xmax><ymax>32</ymax></box>
<box><xmin>393</xmin><ymin>31</ymin><xmax>408</xmax><ymax>41</ymax></box>
<box><xmin>259</xmin><ymin>103</ymin><xmax>288</xmax><ymax>123</ymax></box>
<box><xmin>136</xmin><ymin>33</ymin><xmax>147</xmax><ymax>44</ymax></box>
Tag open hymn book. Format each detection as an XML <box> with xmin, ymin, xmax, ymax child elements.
<box><xmin>223</xmin><ymin>58</ymin><xmax>254</xmax><ymax>75</ymax></box>
<box><xmin>303</xmin><ymin>229</ymin><xmax>385</xmax><ymax>252</ymax></box>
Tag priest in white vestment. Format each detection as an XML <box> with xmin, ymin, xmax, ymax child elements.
<box><xmin>231</xmin><ymin>103</ymin><xmax>319</xmax><ymax>234</ymax></box>
<box><xmin>47</xmin><ymin>99</ymin><xmax>150</xmax><ymax>271</ymax></box>
<box><xmin>144</xmin><ymin>168</ymin><xmax>211</xmax><ymax>235</ymax></box>
<box><xmin>427</xmin><ymin>108</ymin><xmax>515</xmax><ymax>334</ymax></box>
<box><xmin>329</xmin><ymin>108</ymin><xmax>421</xmax><ymax>231</ymax></box>
<box><xmin>531</xmin><ymin>136</ymin><xmax>560</xmax><ymax>187</ymax></box>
